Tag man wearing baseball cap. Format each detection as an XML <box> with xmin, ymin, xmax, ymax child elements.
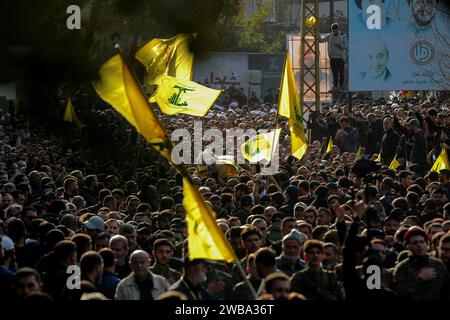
<box><xmin>83</xmin><ymin>216</ymin><xmax>105</xmax><ymax>241</ymax></box>
<box><xmin>393</xmin><ymin>226</ymin><xmax>449</xmax><ymax>300</ymax></box>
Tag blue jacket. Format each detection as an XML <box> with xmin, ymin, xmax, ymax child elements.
<box><xmin>98</xmin><ymin>271</ymin><xmax>120</xmax><ymax>299</ymax></box>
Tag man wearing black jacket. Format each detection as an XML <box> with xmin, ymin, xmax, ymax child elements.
<box><xmin>366</xmin><ymin>114</ymin><xmax>384</xmax><ymax>156</ymax></box>
<box><xmin>380</xmin><ymin>117</ymin><xmax>400</xmax><ymax>165</ymax></box>
<box><xmin>336</xmin><ymin>201</ymin><xmax>398</xmax><ymax>300</ymax></box>
<box><xmin>406</xmin><ymin>119</ymin><xmax>428</xmax><ymax>175</ymax></box>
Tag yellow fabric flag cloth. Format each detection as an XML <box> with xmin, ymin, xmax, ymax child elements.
<box><xmin>326</xmin><ymin>137</ymin><xmax>333</xmax><ymax>153</ymax></box>
<box><xmin>64</xmin><ymin>98</ymin><xmax>84</xmax><ymax>129</ymax></box>
<box><xmin>289</xmin><ymin>119</ymin><xmax>308</xmax><ymax>160</ymax></box>
<box><xmin>93</xmin><ymin>54</ymin><xmax>172</xmax><ymax>162</ymax></box>
<box><xmin>278</xmin><ymin>52</ymin><xmax>307</xmax><ymax>159</ymax></box>
<box><xmin>183</xmin><ymin>177</ymin><xmax>235</xmax><ymax>262</ymax></box>
<box><xmin>389</xmin><ymin>155</ymin><xmax>400</xmax><ymax>170</ymax></box>
<box><xmin>431</xmin><ymin>148</ymin><xmax>450</xmax><ymax>172</ymax></box>
<box><xmin>150</xmin><ymin>75</ymin><xmax>220</xmax><ymax>117</ymax></box>
<box><xmin>356</xmin><ymin>146</ymin><xmax>363</xmax><ymax>159</ymax></box>
<box><xmin>136</xmin><ymin>34</ymin><xmax>195</xmax><ymax>86</ymax></box>
<box><xmin>240</xmin><ymin>129</ymin><xmax>281</xmax><ymax>163</ymax></box>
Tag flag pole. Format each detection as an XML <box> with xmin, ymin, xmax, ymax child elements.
<box><xmin>266</xmin><ymin>51</ymin><xmax>288</xmax><ymax>170</ymax></box>
<box><xmin>235</xmin><ymin>258</ymin><xmax>258</xmax><ymax>299</ymax></box>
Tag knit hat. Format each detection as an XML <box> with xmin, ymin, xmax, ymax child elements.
<box><xmin>282</xmin><ymin>229</ymin><xmax>306</xmax><ymax>245</ymax></box>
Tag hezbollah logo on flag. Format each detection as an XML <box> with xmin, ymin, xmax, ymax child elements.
<box><xmin>241</xmin><ymin>129</ymin><xmax>281</xmax><ymax>163</ymax></box>
<box><xmin>244</xmin><ymin>135</ymin><xmax>271</xmax><ymax>157</ymax></box>
<box><xmin>150</xmin><ymin>75</ymin><xmax>221</xmax><ymax>117</ymax></box>
<box><xmin>168</xmin><ymin>84</ymin><xmax>195</xmax><ymax>108</ymax></box>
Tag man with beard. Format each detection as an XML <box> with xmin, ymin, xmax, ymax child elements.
<box><xmin>150</xmin><ymin>238</ymin><xmax>181</xmax><ymax>285</ymax></box>
<box><xmin>254</xmin><ymin>248</ymin><xmax>278</xmax><ymax>295</ymax></box>
<box><xmin>336</xmin><ymin>117</ymin><xmax>359</xmax><ymax>153</ymax></box>
<box><xmin>380</xmin><ymin>117</ymin><xmax>400</xmax><ymax>165</ymax></box>
<box><xmin>438</xmin><ymin>234</ymin><xmax>450</xmax><ymax>272</ymax></box>
<box><xmin>275</xmin><ymin>229</ymin><xmax>306</xmax><ymax>276</ymax></box>
<box><xmin>384</xmin><ymin>215</ymin><xmax>400</xmax><ymax>236</ymax></box>
<box><xmin>431</xmin><ymin>188</ymin><xmax>448</xmax><ymax>213</ymax></box>
<box><xmin>366</xmin><ymin>113</ymin><xmax>384</xmax><ymax>156</ymax></box>
<box><xmin>80</xmin><ymin>251</ymin><xmax>104</xmax><ymax>290</ymax></box>
<box><xmin>61</xmin><ymin>177</ymin><xmax>78</xmax><ymax>202</ymax></box>
<box><xmin>231</xmin><ymin>226</ymin><xmax>262</xmax><ymax>286</ymax></box>
<box><xmin>264</xmin><ymin>272</ymin><xmax>290</xmax><ymax>300</ymax></box>
<box><xmin>290</xmin><ymin>240</ymin><xmax>342</xmax><ymax>300</ymax></box>
<box><xmin>393</xmin><ymin>226</ymin><xmax>449</xmax><ymax>300</ymax></box>
<box><xmin>404</xmin><ymin>119</ymin><xmax>428</xmax><ymax>175</ymax></box>
<box><xmin>323</xmin><ymin>242</ymin><xmax>339</xmax><ymax>271</ymax></box>
<box><xmin>231</xmin><ymin>253</ymin><xmax>261</xmax><ymax>299</ymax></box>
<box><xmin>119</xmin><ymin>223</ymin><xmax>141</xmax><ymax>253</ymax></box>
<box><xmin>79</xmin><ymin>175</ymin><xmax>98</xmax><ymax>207</ymax></box>
<box><xmin>109</xmin><ymin>235</ymin><xmax>131</xmax><ymax>279</ymax></box>
<box><xmin>170</xmin><ymin>256</ymin><xmax>214</xmax><ymax>300</ymax></box>
<box><xmin>226</xmin><ymin>227</ymin><xmax>245</xmax><ymax>260</ymax></box>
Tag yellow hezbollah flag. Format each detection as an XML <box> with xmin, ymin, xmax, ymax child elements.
<box><xmin>149</xmin><ymin>75</ymin><xmax>221</xmax><ymax>117</ymax></box>
<box><xmin>183</xmin><ymin>177</ymin><xmax>235</xmax><ymax>262</ymax></box>
<box><xmin>389</xmin><ymin>155</ymin><xmax>400</xmax><ymax>170</ymax></box>
<box><xmin>240</xmin><ymin>129</ymin><xmax>281</xmax><ymax>163</ymax></box>
<box><xmin>136</xmin><ymin>34</ymin><xmax>195</xmax><ymax>86</ymax></box>
<box><xmin>289</xmin><ymin>119</ymin><xmax>308</xmax><ymax>159</ymax></box>
<box><xmin>64</xmin><ymin>98</ymin><xmax>84</xmax><ymax>129</ymax></box>
<box><xmin>326</xmin><ymin>137</ymin><xmax>333</xmax><ymax>153</ymax></box>
<box><xmin>92</xmin><ymin>54</ymin><xmax>172</xmax><ymax>162</ymax></box>
<box><xmin>431</xmin><ymin>148</ymin><xmax>450</xmax><ymax>172</ymax></box>
<box><xmin>278</xmin><ymin>52</ymin><xmax>307</xmax><ymax>159</ymax></box>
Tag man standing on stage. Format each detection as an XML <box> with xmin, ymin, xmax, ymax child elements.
<box><xmin>320</xmin><ymin>23</ymin><xmax>348</xmax><ymax>92</ymax></box>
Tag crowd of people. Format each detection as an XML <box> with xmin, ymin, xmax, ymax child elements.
<box><xmin>0</xmin><ymin>87</ymin><xmax>449</xmax><ymax>301</ymax></box>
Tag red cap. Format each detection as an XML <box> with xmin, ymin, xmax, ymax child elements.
<box><xmin>403</xmin><ymin>226</ymin><xmax>427</xmax><ymax>242</ymax></box>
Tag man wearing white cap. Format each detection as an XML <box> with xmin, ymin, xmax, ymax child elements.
<box><xmin>275</xmin><ymin>229</ymin><xmax>307</xmax><ymax>277</ymax></box>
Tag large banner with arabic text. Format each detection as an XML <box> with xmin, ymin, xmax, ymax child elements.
<box><xmin>193</xmin><ymin>52</ymin><xmax>283</xmax><ymax>100</ymax></box>
<box><xmin>349</xmin><ymin>0</ymin><xmax>449</xmax><ymax>91</ymax></box>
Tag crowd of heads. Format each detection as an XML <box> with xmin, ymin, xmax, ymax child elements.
<box><xmin>0</xmin><ymin>89</ymin><xmax>450</xmax><ymax>300</ymax></box>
